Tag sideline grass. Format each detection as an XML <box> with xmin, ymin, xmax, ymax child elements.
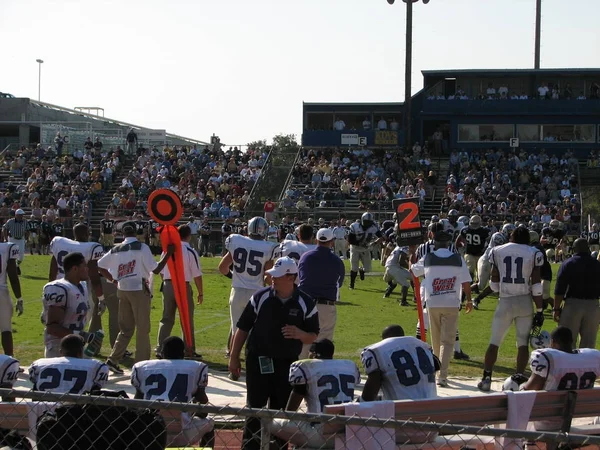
<box><xmin>13</xmin><ymin>256</ymin><xmax>599</xmax><ymax>378</ymax></box>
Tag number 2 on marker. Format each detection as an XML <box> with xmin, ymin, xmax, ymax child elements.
<box><xmin>397</xmin><ymin>202</ymin><xmax>420</xmax><ymax>230</ymax></box>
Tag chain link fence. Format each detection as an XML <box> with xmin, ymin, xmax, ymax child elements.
<box><xmin>0</xmin><ymin>388</ymin><xmax>598</xmax><ymax>449</ymax></box>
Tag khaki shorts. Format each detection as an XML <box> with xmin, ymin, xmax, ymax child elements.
<box><xmin>101</xmin><ymin>234</ymin><xmax>114</xmax><ymax>247</ymax></box>
<box><xmin>465</xmin><ymin>254</ymin><xmax>480</xmax><ymax>278</ymax></box>
<box><xmin>28</xmin><ymin>233</ymin><xmax>39</xmax><ymax>245</ymax></box>
<box><xmin>490</xmin><ymin>295</ymin><xmax>534</xmax><ymax>347</ymax></box>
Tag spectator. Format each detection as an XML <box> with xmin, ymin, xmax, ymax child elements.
<box><xmin>362</xmin><ymin>117</ymin><xmax>371</xmax><ymax>130</ymax></box>
<box><xmin>333</xmin><ymin>117</ymin><xmax>345</xmax><ymax>131</ymax></box>
<box><xmin>377</xmin><ymin>117</ymin><xmax>387</xmax><ymax>130</ymax></box>
<box><xmin>126</xmin><ymin>128</ymin><xmax>138</xmax><ymax>155</ymax></box>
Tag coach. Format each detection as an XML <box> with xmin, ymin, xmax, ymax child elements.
<box><xmin>411</xmin><ymin>228</ymin><xmax>473</xmax><ymax>387</ymax></box>
<box><xmin>298</xmin><ymin>228</ymin><xmax>344</xmax><ymax>358</ymax></box>
<box><xmin>97</xmin><ymin>222</ymin><xmax>174</xmax><ymax>374</ymax></box>
<box><xmin>3</xmin><ymin>209</ymin><xmax>27</xmax><ymax>271</ymax></box>
<box><xmin>553</xmin><ymin>238</ymin><xmax>600</xmax><ymax>348</ymax></box>
<box><xmin>229</xmin><ymin>257</ymin><xmax>319</xmax><ymax>450</ymax></box>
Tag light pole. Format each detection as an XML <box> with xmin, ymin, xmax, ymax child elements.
<box><xmin>387</xmin><ymin>0</ymin><xmax>429</xmax><ymax>151</ymax></box>
<box><xmin>36</xmin><ymin>59</ymin><xmax>44</xmax><ymax>101</ymax></box>
<box><xmin>534</xmin><ymin>0</ymin><xmax>542</xmax><ymax>69</ymax></box>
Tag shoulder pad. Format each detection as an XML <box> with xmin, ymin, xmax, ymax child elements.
<box><xmin>112</xmin><ymin>241</ymin><xmax>143</xmax><ymax>253</ymax></box>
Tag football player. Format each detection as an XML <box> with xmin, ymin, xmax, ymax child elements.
<box><xmin>455</xmin><ymin>215</ymin><xmax>491</xmax><ymax>282</ymax></box>
<box><xmin>522</xmin><ymin>326</ymin><xmax>600</xmax><ymax>431</ymax></box>
<box><xmin>0</xmin><ymin>241</ymin><xmax>22</xmax><ymax>356</ymax></box>
<box><xmin>529</xmin><ymin>230</ymin><xmax>553</xmax><ymax>310</ymax></box>
<box><xmin>0</xmin><ymin>352</ymin><xmax>20</xmax><ymax>401</ymax></box>
<box><xmin>478</xmin><ymin>226</ymin><xmax>545</xmax><ymax>392</ymax></box>
<box><xmin>361</xmin><ymin>325</ymin><xmax>439</xmax><ymax>445</ymax></box>
<box><xmin>42</xmin><ymin>252</ymin><xmax>93</xmax><ymax>358</ymax></box>
<box><xmin>49</xmin><ymin>223</ymin><xmax>104</xmax><ymax>324</ymax></box>
<box><xmin>267</xmin><ymin>221</ymin><xmax>279</xmax><ymax>243</ymax></box>
<box><xmin>132</xmin><ymin>336</ymin><xmax>214</xmax><ymax>446</ymax></box>
<box><xmin>541</xmin><ymin>219</ymin><xmax>565</xmax><ymax>264</ymax></box>
<box><xmin>584</xmin><ymin>223</ymin><xmax>600</xmax><ymax>253</ymax></box>
<box><xmin>27</xmin><ymin>214</ymin><xmax>41</xmax><ymax>255</ymax></box>
<box><xmin>147</xmin><ymin>217</ymin><xmax>161</xmax><ymax>251</ymax></box>
<box><xmin>274</xmin><ymin>224</ymin><xmax>316</xmax><ymax>265</ymax></box>
<box><xmin>382</xmin><ymin>244</ymin><xmax>412</xmax><ymax>306</ymax></box>
<box><xmin>29</xmin><ymin>334</ymin><xmax>109</xmax><ymax>394</ymax></box>
<box><xmin>270</xmin><ymin>339</ymin><xmax>360</xmax><ymax>449</ymax></box>
<box><xmin>100</xmin><ymin>212</ymin><xmax>115</xmax><ymax>249</ymax></box>
<box><xmin>471</xmin><ymin>224</ymin><xmax>512</xmax><ymax>309</ymax></box>
<box><xmin>218</xmin><ymin>217</ymin><xmax>276</xmax><ymax>369</ymax></box>
<box><xmin>440</xmin><ymin>209</ymin><xmax>460</xmax><ymax>240</ymax></box>
<box><xmin>347</xmin><ymin>212</ymin><xmax>383</xmax><ymax>289</ymax></box>
<box><xmin>134</xmin><ymin>213</ymin><xmax>148</xmax><ymax>241</ymax></box>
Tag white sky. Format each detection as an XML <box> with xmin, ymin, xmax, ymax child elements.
<box><xmin>1</xmin><ymin>0</ymin><xmax>599</xmax><ymax>145</ymax></box>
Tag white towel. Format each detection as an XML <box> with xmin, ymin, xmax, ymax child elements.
<box><xmin>495</xmin><ymin>391</ymin><xmax>537</xmax><ymax>450</ymax></box>
<box><xmin>26</xmin><ymin>401</ymin><xmax>58</xmax><ymax>441</ymax></box>
<box><xmin>335</xmin><ymin>401</ymin><xmax>396</xmax><ymax>450</ymax></box>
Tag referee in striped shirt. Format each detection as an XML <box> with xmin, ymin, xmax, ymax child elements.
<box><xmin>411</xmin><ymin>222</ymin><xmax>469</xmax><ymax>360</ymax></box>
<box><xmin>3</xmin><ymin>209</ymin><xmax>28</xmax><ymax>273</ymax></box>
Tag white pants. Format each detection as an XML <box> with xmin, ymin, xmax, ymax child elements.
<box><xmin>477</xmin><ymin>256</ymin><xmax>492</xmax><ymax>291</ymax></box>
<box><xmin>334</xmin><ymin>239</ymin><xmax>346</xmax><ymax>257</ymax></box>
<box><xmin>229</xmin><ymin>287</ymin><xmax>257</xmax><ymax>336</ymax></box>
<box><xmin>350</xmin><ymin>245</ymin><xmax>372</xmax><ymax>272</ymax></box>
<box><xmin>0</xmin><ymin>286</ymin><xmax>12</xmax><ymax>332</ymax></box>
<box><xmin>170</xmin><ymin>416</ymin><xmax>214</xmax><ymax>447</ymax></box>
<box><xmin>270</xmin><ymin>419</ymin><xmax>335</xmax><ymax>449</ymax></box>
<box><xmin>383</xmin><ymin>266</ymin><xmax>412</xmax><ymax>287</ymax></box>
<box><xmin>490</xmin><ymin>295</ymin><xmax>533</xmax><ymax>347</ymax></box>
<box><xmin>8</xmin><ymin>238</ymin><xmax>24</xmax><ymax>263</ymax></box>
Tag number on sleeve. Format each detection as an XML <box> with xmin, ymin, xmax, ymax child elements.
<box><xmin>502</xmin><ymin>256</ymin><xmax>525</xmax><ymax>284</ymax></box>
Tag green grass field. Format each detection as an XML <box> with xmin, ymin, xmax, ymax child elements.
<box><xmin>13</xmin><ymin>256</ymin><xmax>600</xmax><ymax>378</ymax></box>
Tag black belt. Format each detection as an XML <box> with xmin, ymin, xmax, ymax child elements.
<box><xmin>316</xmin><ymin>298</ymin><xmax>336</xmax><ymax>306</ymax></box>
<box><xmin>164</xmin><ymin>280</ymin><xmax>190</xmax><ymax>284</ymax></box>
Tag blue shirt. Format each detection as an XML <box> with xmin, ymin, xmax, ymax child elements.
<box><xmin>555</xmin><ymin>253</ymin><xmax>600</xmax><ymax>299</ymax></box>
<box><xmin>298</xmin><ymin>246</ymin><xmax>345</xmax><ymax>302</ymax></box>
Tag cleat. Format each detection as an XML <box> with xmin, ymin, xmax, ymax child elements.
<box><xmin>473</xmin><ymin>300</ymin><xmax>480</xmax><ymax>310</ymax></box>
<box><xmin>228</xmin><ymin>372</ymin><xmax>239</xmax><ymax>381</ymax></box>
<box><xmin>454</xmin><ymin>350</ymin><xmax>470</xmax><ymax>360</ymax></box>
<box><xmin>437</xmin><ymin>379</ymin><xmax>448</xmax><ymax>387</ymax></box>
<box><xmin>349</xmin><ymin>284</ymin><xmax>355</xmax><ymax>290</ymax></box>
<box><xmin>359</xmin><ymin>268</ymin><xmax>365</xmax><ymax>281</ymax></box>
<box><xmin>478</xmin><ymin>377</ymin><xmax>492</xmax><ymax>392</ymax></box>
<box><xmin>124</xmin><ymin>350</ymin><xmax>133</xmax><ymax>359</ymax></box>
<box><xmin>383</xmin><ymin>293</ymin><xmax>390</xmax><ymax>298</ymax></box>
<box><xmin>106</xmin><ymin>360</ymin><xmax>124</xmax><ymax>375</ymax></box>
<box><xmin>400</xmin><ymin>301</ymin><xmax>410</xmax><ymax>307</ymax></box>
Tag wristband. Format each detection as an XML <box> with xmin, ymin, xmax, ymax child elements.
<box><xmin>98</xmin><ymin>295</ymin><xmax>105</xmax><ymax>302</ymax></box>
<box><xmin>16</xmin><ymin>298</ymin><xmax>22</xmax><ymax>302</ymax></box>
<box><xmin>536</xmin><ymin>308</ymin><xmax>543</xmax><ymax>313</ymax></box>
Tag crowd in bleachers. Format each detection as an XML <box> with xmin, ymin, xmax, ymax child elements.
<box><xmin>427</xmin><ymin>80</ymin><xmax>600</xmax><ymax>101</ymax></box>
<box><xmin>108</xmin><ymin>144</ymin><xmax>264</xmax><ymax>220</ymax></box>
<box><xmin>441</xmin><ymin>148</ymin><xmax>582</xmax><ymax>231</ymax></box>
<box><xmin>0</xmin><ymin>140</ymin><xmax>124</xmax><ymax>224</ymax></box>
<box><xmin>283</xmin><ymin>146</ymin><xmax>437</xmax><ymax>212</ymax></box>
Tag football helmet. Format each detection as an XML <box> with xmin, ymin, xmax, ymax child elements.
<box><xmin>469</xmin><ymin>215</ymin><xmax>482</xmax><ymax>229</ymax></box>
<box><xmin>592</xmin><ymin>251</ymin><xmax>599</xmax><ymax>260</ymax></box>
<box><xmin>529</xmin><ymin>231</ymin><xmax>540</xmax><ymax>244</ymax></box>
<box><xmin>431</xmin><ymin>215</ymin><xmax>440</xmax><ymax>223</ymax></box>
<box><xmin>458</xmin><ymin>216</ymin><xmax>470</xmax><ymax>227</ymax></box>
<box><xmin>529</xmin><ymin>326</ymin><xmax>551</xmax><ymax>350</ymax></box>
<box><xmin>491</xmin><ymin>232</ymin><xmax>507</xmax><ymax>247</ymax></box>
<box><xmin>361</xmin><ymin>212</ymin><xmax>374</xmax><ymax>229</ymax></box>
<box><xmin>549</xmin><ymin>219</ymin><xmax>561</xmax><ymax>231</ymax></box>
<box><xmin>502</xmin><ymin>374</ymin><xmax>529</xmax><ymax>392</ymax></box>
<box><xmin>502</xmin><ymin>223</ymin><xmax>516</xmax><ymax>238</ymax></box>
<box><xmin>247</xmin><ymin>217</ymin><xmax>269</xmax><ymax>239</ymax></box>
<box><xmin>285</xmin><ymin>233</ymin><xmax>297</xmax><ymax>241</ymax></box>
<box><xmin>447</xmin><ymin>209</ymin><xmax>459</xmax><ymax>225</ymax></box>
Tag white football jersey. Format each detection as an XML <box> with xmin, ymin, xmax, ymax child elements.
<box><xmin>0</xmin><ymin>243</ymin><xmax>19</xmax><ymax>286</ymax></box>
<box><xmin>29</xmin><ymin>357</ymin><xmax>109</xmax><ymax>393</ymax></box>
<box><xmin>50</xmin><ymin>237</ymin><xmax>104</xmax><ymax>278</ymax></box>
<box><xmin>0</xmin><ymin>355</ymin><xmax>20</xmax><ymax>387</ymax></box>
<box><xmin>361</xmin><ymin>337</ymin><xmax>437</xmax><ymax>401</ymax></box>
<box><xmin>274</xmin><ymin>240</ymin><xmax>314</xmax><ymax>262</ymax></box>
<box><xmin>530</xmin><ymin>348</ymin><xmax>600</xmax><ymax>391</ymax></box>
<box><xmin>349</xmin><ymin>223</ymin><xmax>380</xmax><ymax>247</ymax></box>
<box><xmin>131</xmin><ymin>359</ymin><xmax>208</xmax><ymax>402</ymax></box>
<box><xmin>225</xmin><ymin>234</ymin><xmax>276</xmax><ymax>290</ymax></box>
<box><xmin>385</xmin><ymin>246</ymin><xmax>407</xmax><ymax>268</ymax></box>
<box><xmin>289</xmin><ymin>359</ymin><xmax>360</xmax><ymax>413</ymax></box>
<box><xmin>42</xmin><ymin>278</ymin><xmax>89</xmax><ymax>342</ymax></box>
<box><xmin>489</xmin><ymin>243</ymin><xmax>543</xmax><ymax>297</ymax></box>
<box><xmin>267</xmin><ymin>226</ymin><xmax>279</xmax><ymax>242</ymax></box>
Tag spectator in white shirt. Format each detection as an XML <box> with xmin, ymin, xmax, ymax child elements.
<box><xmin>377</xmin><ymin>118</ymin><xmax>387</xmax><ymax>130</ymax></box>
<box><xmin>486</xmin><ymin>83</ymin><xmax>496</xmax><ymax>98</ymax></box>
<box><xmin>333</xmin><ymin>118</ymin><xmax>346</xmax><ymax>131</ymax></box>
<box><xmin>577</xmin><ymin>92</ymin><xmax>587</xmax><ymax>100</ymax></box>
<box><xmin>519</xmin><ymin>92</ymin><xmax>529</xmax><ymax>100</ymax></box>
<box><xmin>538</xmin><ymin>83</ymin><xmax>549</xmax><ymax>99</ymax></box>
<box><xmin>362</xmin><ymin>117</ymin><xmax>371</xmax><ymax>130</ymax></box>
<box><xmin>498</xmin><ymin>85</ymin><xmax>508</xmax><ymax>98</ymax></box>
<box><xmin>390</xmin><ymin>118</ymin><xmax>399</xmax><ymax>131</ymax></box>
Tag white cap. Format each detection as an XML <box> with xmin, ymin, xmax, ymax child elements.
<box><xmin>265</xmin><ymin>257</ymin><xmax>298</xmax><ymax>278</ymax></box>
<box><xmin>316</xmin><ymin>228</ymin><xmax>334</xmax><ymax>242</ymax></box>
<box><xmin>15</xmin><ymin>209</ymin><xmax>24</xmax><ymax>215</ymax></box>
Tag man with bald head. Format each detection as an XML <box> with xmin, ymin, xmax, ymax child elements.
<box><xmin>554</xmin><ymin>238</ymin><xmax>600</xmax><ymax>348</ymax></box>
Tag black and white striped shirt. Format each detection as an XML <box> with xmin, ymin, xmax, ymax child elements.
<box><xmin>3</xmin><ymin>218</ymin><xmax>28</xmax><ymax>239</ymax></box>
<box><xmin>415</xmin><ymin>240</ymin><xmax>457</xmax><ymax>261</ymax></box>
